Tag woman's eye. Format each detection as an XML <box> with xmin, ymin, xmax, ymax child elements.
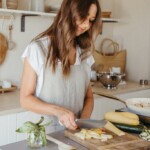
<box><xmin>89</xmin><ymin>19</ymin><xmax>95</xmax><ymax>23</ymax></box>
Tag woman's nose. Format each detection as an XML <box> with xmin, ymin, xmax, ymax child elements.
<box><xmin>82</xmin><ymin>20</ymin><xmax>90</xmax><ymax>29</ymax></box>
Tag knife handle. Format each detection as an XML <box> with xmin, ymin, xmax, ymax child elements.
<box><xmin>58</xmin><ymin>121</ymin><xmax>63</xmax><ymax>126</ymax></box>
<box><xmin>59</xmin><ymin>119</ymin><xmax>78</xmax><ymax>126</ymax></box>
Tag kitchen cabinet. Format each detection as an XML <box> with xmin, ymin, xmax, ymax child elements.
<box><xmin>91</xmin><ymin>96</ymin><xmax>124</xmax><ymax>120</ymax></box>
<box><xmin>91</xmin><ymin>89</ymin><xmax>150</xmax><ymax>120</ymax></box>
<box><xmin>0</xmin><ymin>114</ymin><xmax>16</xmax><ymax>146</ymax></box>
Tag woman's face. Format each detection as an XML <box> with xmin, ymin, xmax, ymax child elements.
<box><xmin>75</xmin><ymin>4</ymin><xmax>97</xmax><ymax>36</ymax></box>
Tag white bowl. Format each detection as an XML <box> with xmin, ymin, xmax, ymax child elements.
<box><xmin>126</xmin><ymin>98</ymin><xmax>150</xmax><ymax>117</ymax></box>
<box><xmin>2</xmin><ymin>81</ymin><xmax>12</xmax><ymax>88</ymax></box>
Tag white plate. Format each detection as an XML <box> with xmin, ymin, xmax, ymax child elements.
<box><xmin>126</xmin><ymin>98</ymin><xmax>150</xmax><ymax>117</ymax></box>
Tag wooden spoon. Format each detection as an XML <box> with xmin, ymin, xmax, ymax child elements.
<box><xmin>0</xmin><ymin>33</ymin><xmax>8</xmax><ymax>64</ymax></box>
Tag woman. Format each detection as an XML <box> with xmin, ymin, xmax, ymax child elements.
<box><xmin>20</xmin><ymin>0</ymin><xmax>101</xmax><ymax>131</ymax></box>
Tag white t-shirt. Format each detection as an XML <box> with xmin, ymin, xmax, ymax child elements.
<box><xmin>22</xmin><ymin>36</ymin><xmax>95</xmax><ymax>96</ymax></box>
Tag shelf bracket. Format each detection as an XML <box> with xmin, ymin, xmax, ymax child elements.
<box><xmin>21</xmin><ymin>14</ymin><xmax>39</xmax><ymax>32</ymax></box>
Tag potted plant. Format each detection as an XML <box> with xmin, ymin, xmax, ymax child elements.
<box><xmin>16</xmin><ymin>116</ymin><xmax>51</xmax><ymax>148</ymax></box>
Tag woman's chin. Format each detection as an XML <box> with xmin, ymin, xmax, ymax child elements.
<box><xmin>76</xmin><ymin>31</ymin><xmax>84</xmax><ymax>36</ymax></box>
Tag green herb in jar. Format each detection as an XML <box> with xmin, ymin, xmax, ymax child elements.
<box><xmin>16</xmin><ymin>116</ymin><xmax>51</xmax><ymax>148</ymax></box>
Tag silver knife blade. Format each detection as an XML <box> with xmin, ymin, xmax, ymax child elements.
<box><xmin>76</xmin><ymin>119</ymin><xmax>107</xmax><ymax>128</ymax></box>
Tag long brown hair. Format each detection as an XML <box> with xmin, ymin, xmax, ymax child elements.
<box><xmin>35</xmin><ymin>0</ymin><xmax>101</xmax><ymax>76</ymax></box>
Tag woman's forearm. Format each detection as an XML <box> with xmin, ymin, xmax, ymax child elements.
<box><xmin>20</xmin><ymin>94</ymin><xmax>60</xmax><ymax>116</ymax></box>
<box><xmin>80</xmin><ymin>97</ymin><xmax>94</xmax><ymax>118</ymax></box>
<box><xmin>80</xmin><ymin>84</ymin><xmax>94</xmax><ymax>118</ymax></box>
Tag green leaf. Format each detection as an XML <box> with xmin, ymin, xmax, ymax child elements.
<box><xmin>40</xmin><ymin>121</ymin><xmax>51</xmax><ymax>127</ymax></box>
<box><xmin>16</xmin><ymin>116</ymin><xmax>51</xmax><ymax>147</ymax></box>
<box><xmin>16</xmin><ymin>121</ymin><xmax>38</xmax><ymax>133</ymax></box>
<box><xmin>36</xmin><ymin>116</ymin><xmax>44</xmax><ymax>125</ymax></box>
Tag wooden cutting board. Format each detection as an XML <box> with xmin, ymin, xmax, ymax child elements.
<box><xmin>64</xmin><ymin>129</ymin><xmax>150</xmax><ymax>150</ymax></box>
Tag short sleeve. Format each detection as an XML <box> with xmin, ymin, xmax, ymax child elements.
<box><xmin>86</xmin><ymin>55</ymin><xmax>95</xmax><ymax>67</ymax></box>
<box><xmin>22</xmin><ymin>42</ymin><xmax>45</xmax><ymax>76</ymax></box>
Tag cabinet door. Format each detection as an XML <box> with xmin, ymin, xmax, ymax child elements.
<box><xmin>91</xmin><ymin>97</ymin><xmax>124</xmax><ymax>120</ymax></box>
<box><xmin>16</xmin><ymin>111</ymin><xmax>31</xmax><ymax>141</ymax></box>
<box><xmin>0</xmin><ymin>114</ymin><xmax>17</xmax><ymax>146</ymax></box>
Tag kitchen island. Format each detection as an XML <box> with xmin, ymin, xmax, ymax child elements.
<box><xmin>0</xmin><ymin>81</ymin><xmax>150</xmax><ymax>146</ymax></box>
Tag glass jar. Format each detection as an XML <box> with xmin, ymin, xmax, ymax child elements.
<box><xmin>27</xmin><ymin>131</ymin><xmax>43</xmax><ymax>148</ymax></box>
<box><xmin>6</xmin><ymin>0</ymin><xmax>18</xmax><ymax>9</ymax></box>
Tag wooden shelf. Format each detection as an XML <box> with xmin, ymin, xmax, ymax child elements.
<box><xmin>0</xmin><ymin>8</ymin><xmax>118</xmax><ymax>22</ymax></box>
<box><xmin>102</xmin><ymin>18</ymin><xmax>118</xmax><ymax>23</ymax></box>
<box><xmin>0</xmin><ymin>8</ymin><xmax>118</xmax><ymax>32</ymax></box>
<box><xmin>0</xmin><ymin>8</ymin><xmax>56</xmax><ymax>17</ymax></box>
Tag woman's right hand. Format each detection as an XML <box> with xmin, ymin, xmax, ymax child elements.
<box><xmin>55</xmin><ymin>107</ymin><xmax>78</xmax><ymax>130</ymax></box>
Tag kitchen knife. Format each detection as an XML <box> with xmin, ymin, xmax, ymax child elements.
<box><xmin>76</xmin><ymin>119</ymin><xmax>107</xmax><ymax>128</ymax></box>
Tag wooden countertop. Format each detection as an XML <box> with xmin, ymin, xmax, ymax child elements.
<box><xmin>92</xmin><ymin>81</ymin><xmax>150</xmax><ymax>96</ymax></box>
<box><xmin>0</xmin><ymin>89</ymin><xmax>26</xmax><ymax>115</ymax></box>
<box><xmin>0</xmin><ymin>81</ymin><xmax>150</xmax><ymax>116</ymax></box>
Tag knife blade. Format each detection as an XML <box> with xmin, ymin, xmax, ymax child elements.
<box><xmin>76</xmin><ymin>119</ymin><xmax>107</xmax><ymax>128</ymax></box>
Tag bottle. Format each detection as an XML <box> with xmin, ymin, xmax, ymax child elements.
<box><xmin>6</xmin><ymin>0</ymin><xmax>18</xmax><ymax>9</ymax></box>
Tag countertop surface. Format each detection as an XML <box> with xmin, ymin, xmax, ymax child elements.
<box><xmin>0</xmin><ymin>130</ymin><xmax>150</xmax><ymax>150</ymax></box>
<box><xmin>0</xmin><ymin>131</ymin><xmax>88</xmax><ymax>150</ymax></box>
<box><xmin>92</xmin><ymin>81</ymin><xmax>150</xmax><ymax>95</ymax></box>
<box><xmin>0</xmin><ymin>89</ymin><xmax>26</xmax><ymax>115</ymax></box>
<box><xmin>0</xmin><ymin>81</ymin><xmax>150</xmax><ymax>115</ymax></box>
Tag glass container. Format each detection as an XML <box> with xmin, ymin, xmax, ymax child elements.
<box><xmin>27</xmin><ymin>131</ymin><xmax>43</xmax><ymax>148</ymax></box>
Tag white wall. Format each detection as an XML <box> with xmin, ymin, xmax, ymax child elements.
<box><xmin>95</xmin><ymin>0</ymin><xmax>114</xmax><ymax>49</ymax></box>
<box><xmin>112</xmin><ymin>0</ymin><xmax>150</xmax><ymax>82</ymax></box>
<box><xmin>0</xmin><ymin>15</ymin><xmax>53</xmax><ymax>86</ymax></box>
